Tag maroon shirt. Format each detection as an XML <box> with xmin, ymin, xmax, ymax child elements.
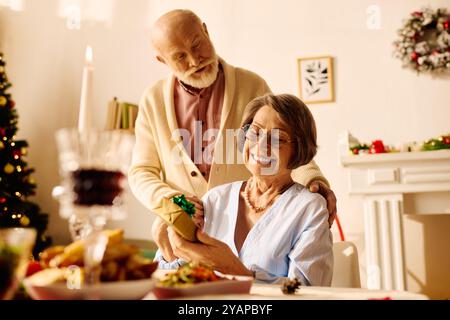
<box><xmin>174</xmin><ymin>65</ymin><xmax>225</xmax><ymax>181</ymax></box>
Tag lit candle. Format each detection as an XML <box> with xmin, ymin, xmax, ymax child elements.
<box><xmin>78</xmin><ymin>45</ymin><xmax>94</xmax><ymax>133</ymax></box>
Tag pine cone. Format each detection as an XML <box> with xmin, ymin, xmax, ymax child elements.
<box><xmin>281</xmin><ymin>278</ymin><xmax>301</xmax><ymax>294</ymax></box>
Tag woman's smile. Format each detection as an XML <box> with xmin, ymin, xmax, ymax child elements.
<box><xmin>250</xmin><ymin>152</ymin><xmax>277</xmax><ymax>166</ymax></box>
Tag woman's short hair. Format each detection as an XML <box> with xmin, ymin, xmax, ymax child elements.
<box><xmin>240</xmin><ymin>94</ymin><xmax>317</xmax><ymax>169</ymax></box>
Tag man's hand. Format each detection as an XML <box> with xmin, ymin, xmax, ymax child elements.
<box><xmin>309</xmin><ymin>180</ymin><xmax>337</xmax><ymax>228</ymax></box>
<box><xmin>167</xmin><ymin>228</ymin><xmax>252</xmax><ymax>276</ymax></box>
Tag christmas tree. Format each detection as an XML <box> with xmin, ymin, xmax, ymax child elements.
<box><xmin>0</xmin><ymin>53</ymin><xmax>51</xmax><ymax>257</ymax></box>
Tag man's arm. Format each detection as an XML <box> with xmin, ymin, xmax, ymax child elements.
<box><xmin>291</xmin><ymin>160</ymin><xmax>330</xmax><ymax>188</ymax></box>
<box><xmin>128</xmin><ymin>93</ymin><xmax>181</xmax><ymax>210</ymax></box>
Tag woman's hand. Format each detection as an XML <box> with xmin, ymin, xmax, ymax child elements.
<box><xmin>151</xmin><ymin>195</ymin><xmax>204</xmax><ymax>262</ymax></box>
<box><xmin>167</xmin><ymin>228</ymin><xmax>253</xmax><ymax>277</ymax></box>
<box><xmin>309</xmin><ymin>180</ymin><xmax>337</xmax><ymax>227</ymax></box>
<box><xmin>185</xmin><ymin>196</ymin><xmax>205</xmax><ymax>229</ymax></box>
<box><xmin>151</xmin><ymin>217</ymin><xmax>177</xmax><ymax>262</ymax></box>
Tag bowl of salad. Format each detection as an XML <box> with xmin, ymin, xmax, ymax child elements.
<box><xmin>153</xmin><ymin>263</ymin><xmax>253</xmax><ymax>299</ymax></box>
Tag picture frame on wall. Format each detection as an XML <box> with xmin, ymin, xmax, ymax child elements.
<box><xmin>297</xmin><ymin>56</ymin><xmax>335</xmax><ymax>104</ymax></box>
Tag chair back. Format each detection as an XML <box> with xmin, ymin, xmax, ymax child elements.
<box><xmin>331</xmin><ymin>241</ymin><xmax>361</xmax><ymax>288</ymax></box>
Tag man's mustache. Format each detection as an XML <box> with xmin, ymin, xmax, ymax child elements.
<box><xmin>184</xmin><ymin>57</ymin><xmax>217</xmax><ymax>77</ymax></box>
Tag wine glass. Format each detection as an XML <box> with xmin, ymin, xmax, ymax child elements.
<box><xmin>0</xmin><ymin>228</ymin><xmax>36</xmax><ymax>300</ymax></box>
<box><xmin>53</xmin><ymin>128</ymin><xmax>134</xmax><ymax>286</ymax></box>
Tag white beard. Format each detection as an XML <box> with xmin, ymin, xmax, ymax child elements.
<box><xmin>169</xmin><ymin>39</ymin><xmax>220</xmax><ymax>89</ymax></box>
<box><xmin>173</xmin><ymin>53</ymin><xmax>220</xmax><ymax>89</ymax></box>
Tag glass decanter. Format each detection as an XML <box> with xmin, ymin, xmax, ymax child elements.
<box><xmin>53</xmin><ymin>128</ymin><xmax>134</xmax><ymax>286</ymax></box>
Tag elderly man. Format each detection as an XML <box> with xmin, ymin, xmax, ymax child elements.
<box><xmin>128</xmin><ymin>9</ymin><xmax>337</xmax><ymax>261</ymax></box>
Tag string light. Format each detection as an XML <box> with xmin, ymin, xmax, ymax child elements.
<box><xmin>15</xmin><ymin>191</ymin><xmax>22</xmax><ymax>197</ymax></box>
<box><xmin>16</xmin><ymin>166</ymin><xmax>22</xmax><ymax>172</ymax></box>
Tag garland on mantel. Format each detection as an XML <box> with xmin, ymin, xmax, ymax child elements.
<box><xmin>348</xmin><ymin>134</ymin><xmax>450</xmax><ymax>155</ymax></box>
<box><xmin>422</xmin><ymin>135</ymin><xmax>450</xmax><ymax>151</ymax></box>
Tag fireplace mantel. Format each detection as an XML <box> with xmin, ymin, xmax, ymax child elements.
<box><xmin>341</xmin><ymin>150</ymin><xmax>450</xmax><ymax>290</ymax></box>
<box><xmin>341</xmin><ymin>149</ymin><xmax>450</xmax><ymax>165</ymax></box>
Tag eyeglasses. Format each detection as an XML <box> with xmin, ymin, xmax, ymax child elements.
<box><xmin>241</xmin><ymin>124</ymin><xmax>294</xmax><ymax>148</ymax></box>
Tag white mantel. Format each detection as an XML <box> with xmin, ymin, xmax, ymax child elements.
<box><xmin>341</xmin><ymin>150</ymin><xmax>450</xmax><ymax>291</ymax></box>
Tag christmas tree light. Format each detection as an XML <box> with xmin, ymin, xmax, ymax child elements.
<box><xmin>0</xmin><ymin>53</ymin><xmax>51</xmax><ymax>257</ymax></box>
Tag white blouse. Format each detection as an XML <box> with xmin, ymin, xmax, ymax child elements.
<box><xmin>202</xmin><ymin>181</ymin><xmax>333</xmax><ymax>286</ymax></box>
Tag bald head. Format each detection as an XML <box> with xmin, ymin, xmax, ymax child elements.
<box><xmin>150</xmin><ymin>10</ymin><xmax>219</xmax><ymax>89</ymax></box>
<box><xmin>151</xmin><ymin>10</ymin><xmax>205</xmax><ymax>52</ymax></box>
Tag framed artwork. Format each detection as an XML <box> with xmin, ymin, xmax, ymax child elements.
<box><xmin>297</xmin><ymin>56</ymin><xmax>335</xmax><ymax>104</ymax></box>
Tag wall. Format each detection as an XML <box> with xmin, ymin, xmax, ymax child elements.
<box><xmin>1</xmin><ymin>0</ymin><xmax>449</xmax><ymax>298</ymax></box>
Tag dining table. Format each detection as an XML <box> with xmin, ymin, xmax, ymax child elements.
<box><xmin>144</xmin><ymin>270</ymin><xmax>428</xmax><ymax>300</ymax></box>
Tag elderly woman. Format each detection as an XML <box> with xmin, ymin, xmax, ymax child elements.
<box><xmin>155</xmin><ymin>94</ymin><xmax>333</xmax><ymax>286</ymax></box>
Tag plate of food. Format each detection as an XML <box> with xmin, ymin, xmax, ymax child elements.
<box><xmin>23</xmin><ymin>229</ymin><xmax>158</xmax><ymax>300</ymax></box>
<box><xmin>152</xmin><ymin>263</ymin><xmax>254</xmax><ymax>299</ymax></box>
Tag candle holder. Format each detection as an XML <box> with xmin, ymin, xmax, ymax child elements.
<box><xmin>53</xmin><ymin>128</ymin><xmax>134</xmax><ymax>286</ymax></box>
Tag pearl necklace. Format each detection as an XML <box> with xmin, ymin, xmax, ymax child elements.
<box><xmin>243</xmin><ymin>179</ymin><xmax>294</xmax><ymax>213</ymax></box>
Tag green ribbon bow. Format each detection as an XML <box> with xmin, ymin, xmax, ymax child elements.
<box><xmin>171</xmin><ymin>195</ymin><xmax>196</xmax><ymax>217</ymax></box>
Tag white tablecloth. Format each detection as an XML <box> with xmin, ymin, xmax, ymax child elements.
<box><xmin>145</xmin><ymin>271</ymin><xmax>428</xmax><ymax>300</ymax></box>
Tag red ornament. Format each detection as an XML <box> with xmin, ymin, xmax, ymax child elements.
<box><xmin>412</xmin><ymin>11</ymin><xmax>423</xmax><ymax>17</ymax></box>
<box><xmin>9</xmin><ymin>100</ymin><xmax>15</xmax><ymax>109</ymax></box>
<box><xmin>411</xmin><ymin>52</ymin><xmax>419</xmax><ymax>62</ymax></box>
<box><xmin>444</xmin><ymin>136</ymin><xmax>450</xmax><ymax>144</ymax></box>
<box><xmin>0</xmin><ymin>197</ymin><xmax>6</xmax><ymax>204</ymax></box>
<box><xmin>444</xmin><ymin>19</ymin><xmax>450</xmax><ymax>30</ymax></box>
<box><xmin>0</xmin><ymin>128</ymin><xmax>5</xmax><ymax>136</ymax></box>
<box><xmin>370</xmin><ymin>140</ymin><xmax>386</xmax><ymax>154</ymax></box>
<box><xmin>352</xmin><ymin>148</ymin><xmax>359</xmax><ymax>155</ymax></box>
<box><xmin>12</xmin><ymin>149</ymin><xmax>21</xmax><ymax>158</ymax></box>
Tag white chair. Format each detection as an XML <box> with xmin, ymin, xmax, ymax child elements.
<box><xmin>331</xmin><ymin>241</ymin><xmax>361</xmax><ymax>288</ymax></box>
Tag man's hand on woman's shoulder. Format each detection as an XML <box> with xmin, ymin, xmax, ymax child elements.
<box><xmin>308</xmin><ymin>181</ymin><xmax>337</xmax><ymax>228</ymax></box>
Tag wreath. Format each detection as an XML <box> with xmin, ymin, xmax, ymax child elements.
<box><xmin>393</xmin><ymin>7</ymin><xmax>450</xmax><ymax>72</ymax></box>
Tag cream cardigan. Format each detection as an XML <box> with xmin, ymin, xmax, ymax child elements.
<box><xmin>128</xmin><ymin>58</ymin><xmax>329</xmax><ymax>211</ymax></box>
